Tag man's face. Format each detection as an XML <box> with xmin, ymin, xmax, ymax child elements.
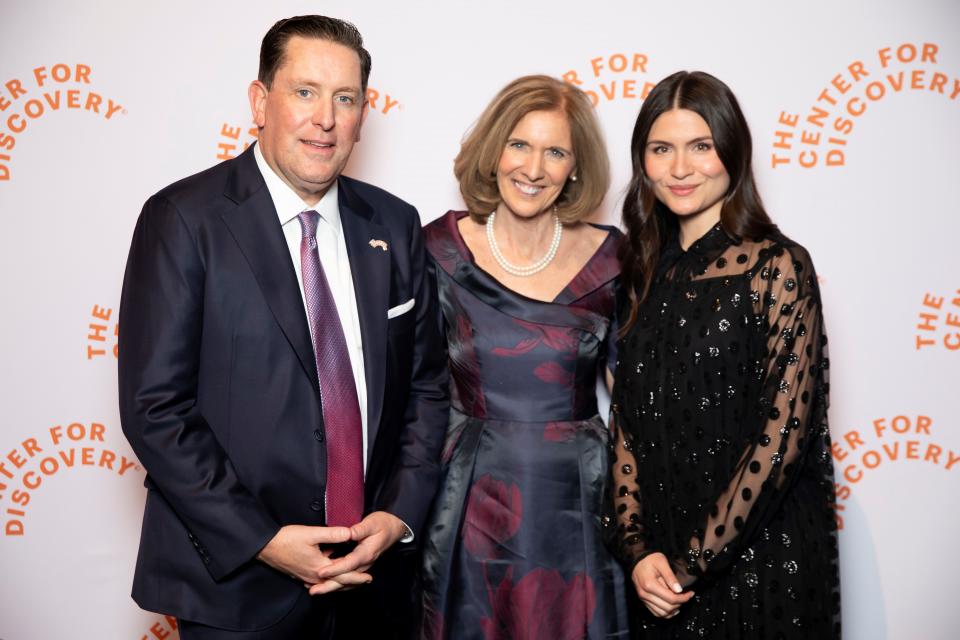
<box><xmin>249</xmin><ymin>36</ymin><xmax>369</xmax><ymax>205</ymax></box>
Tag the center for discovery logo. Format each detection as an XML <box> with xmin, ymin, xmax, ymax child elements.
<box><xmin>1</xmin><ymin>422</ymin><xmax>141</xmax><ymax>537</ymax></box>
<box><xmin>1</xmin><ymin>63</ymin><xmax>126</xmax><ymax>181</ymax></box>
<box><xmin>561</xmin><ymin>52</ymin><xmax>655</xmax><ymax>106</ymax></box>
<box><xmin>771</xmin><ymin>41</ymin><xmax>959</xmax><ymax>169</ymax></box>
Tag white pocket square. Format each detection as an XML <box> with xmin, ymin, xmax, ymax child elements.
<box><xmin>387</xmin><ymin>298</ymin><xmax>415</xmax><ymax>319</ymax></box>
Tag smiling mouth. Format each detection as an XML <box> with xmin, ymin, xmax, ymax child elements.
<box><xmin>303</xmin><ymin>140</ymin><xmax>334</xmax><ymax>150</ymax></box>
<box><xmin>513</xmin><ymin>180</ymin><xmax>544</xmax><ymax>196</ymax></box>
<box><xmin>668</xmin><ymin>184</ymin><xmax>699</xmax><ymax>195</ymax></box>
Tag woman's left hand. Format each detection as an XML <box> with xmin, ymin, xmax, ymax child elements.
<box><xmin>630</xmin><ymin>552</ymin><xmax>694</xmax><ymax>618</ymax></box>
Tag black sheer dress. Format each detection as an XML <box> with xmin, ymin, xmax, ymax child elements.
<box><xmin>607</xmin><ymin>223</ymin><xmax>841</xmax><ymax>639</ymax></box>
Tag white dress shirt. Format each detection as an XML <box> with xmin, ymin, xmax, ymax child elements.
<box><xmin>254</xmin><ymin>143</ymin><xmax>369</xmax><ymax>472</ymax></box>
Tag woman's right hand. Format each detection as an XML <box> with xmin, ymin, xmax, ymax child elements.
<box><xmin>631</xmin><ymin>552</ymin><xmax>695</xmax><ymax>618</ymax></box>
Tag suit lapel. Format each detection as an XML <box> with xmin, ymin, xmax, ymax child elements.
<box><xmin>218</xmin><ymin>151</ymin><xmax>389</xmax><ymax>458</ymax></box>
<box><xmin>338</xmin><ymin>178</ymin><xmax>390</xmax><ymax>460</ymax></box>
<box><xmin>220</xmin><ymin>147</ymin><xmax>320</xmax><ymax>396</ymax></box>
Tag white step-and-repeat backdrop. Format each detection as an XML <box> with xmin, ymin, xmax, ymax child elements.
<box><xmin>1</xmin><ymin>0</ymin><xmax>957</xmax><ymax>637</ymax></box>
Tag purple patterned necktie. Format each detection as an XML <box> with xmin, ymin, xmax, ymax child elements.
<box><xmin>298</xmin><ymin>210</ymin><xmax>364</xmax><ymax>526</ymax></box>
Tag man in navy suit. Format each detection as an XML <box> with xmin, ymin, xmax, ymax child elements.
<box><xmin>118</xmin><ymin>15</ymin><xmax>448</xmax><ymax>638</ymax></box>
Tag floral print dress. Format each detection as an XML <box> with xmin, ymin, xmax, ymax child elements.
<box><xmin>419</xmin><ymin>211</ymin><xmax>629</xmax><ymax>640</ymax></box>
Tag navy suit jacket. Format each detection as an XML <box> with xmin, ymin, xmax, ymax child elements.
<box><xmin>118</xmin><ymin>145</ymin><xmax>449</xmax><ymax>630</ymax></box>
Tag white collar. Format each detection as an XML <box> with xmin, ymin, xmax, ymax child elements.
<box><xmin>253</xmin><ymin>142</ymin><xmax>341</xmax><ymax>236</ymax></box>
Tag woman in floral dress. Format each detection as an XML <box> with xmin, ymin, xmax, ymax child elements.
<box><xmin>419</xmin><ymin>75</ymin><xmax>628</xmax><ymax>640</ymax></box>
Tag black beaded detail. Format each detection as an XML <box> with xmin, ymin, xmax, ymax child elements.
<box><xmin>607</xmin><ymin>230</ymin><xmax>840</xmax><ymax>639</ymax></box>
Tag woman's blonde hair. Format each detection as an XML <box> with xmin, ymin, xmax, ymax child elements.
<box><xmin>454</xmin><ymin>75</ymin><xmax>609</xmax><ymax>224</ymax></box>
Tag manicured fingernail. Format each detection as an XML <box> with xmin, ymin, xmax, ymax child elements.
<box><xmin>673</xmin><ymin>583</ymin><xmax>682</xmax><ymax>593</ymax></box>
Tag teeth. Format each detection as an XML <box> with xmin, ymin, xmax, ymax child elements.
<box><xmin>514</xmin><ymin>180</ymin><xmax>542</xmax><ymax>195</ymax></box>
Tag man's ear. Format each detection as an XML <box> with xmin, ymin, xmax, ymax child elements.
<box><xmin>248</xmin><ymin>80</ymin><xmax>269</xmax><ymax>127</ymax></box>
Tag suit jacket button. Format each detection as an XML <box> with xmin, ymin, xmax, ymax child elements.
<box><xmin>310</xmin><ymin>500</ymin><xmax>322</xmax><ymax>512</ymax></box>
<box><xmin>314</xmin><ymin>430</ymin><xmax>324</xmax><ymax>442</ymax></box>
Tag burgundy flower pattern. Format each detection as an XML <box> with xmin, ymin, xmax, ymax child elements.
<box><xmin>543</xmin><ymin>421</ymin><xmax>579</xmax><ymax>443</ymax></box>
<box><xmin>418</xmin><ymin>211</ymin><xmax>627</xmax><ymax>639</ymax></box>
<box><xmin>492</xmin><ymin>320</ymin><xmax>580</xmax><ymax>357</ymax></box>
<box><xmin>533</xmin><ymin>361</ymin><xmax>574</xmax><ymax>387</ymax></box>
<box><xmin>462</xmin><ymin>474</ymin><xmax>523</xmax><ymax>560</ymax></box>
<box><xmin>481</xmin><ymin>568</ymin><xmax>597</xmax><ymax>640</ymax></box>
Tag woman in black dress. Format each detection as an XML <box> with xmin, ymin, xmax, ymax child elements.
<box><xmin>607</xmin><ymin>71</ymin><xmax>841</xmax><ymax>639</ymax></box>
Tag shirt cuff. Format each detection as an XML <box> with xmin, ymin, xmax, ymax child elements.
<box><xmin>399</xmin><ymin>519</ymin><xmax>414</xmax><ymax>543</ymax></box>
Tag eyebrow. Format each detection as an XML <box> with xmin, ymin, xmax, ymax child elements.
<box><xmin>507</xmin><ymin>137</ymin><xmax>573</xmax><ymax>154</ymax></box>
<box><xmin>646</xmin><ymin>136</ymin><xmax>714</xmax><ymax>146</ymax></box>
<box><xmin>291</xmin><ymin>79</ymin><xmax>362</xmax><ymax>94</ymax></box>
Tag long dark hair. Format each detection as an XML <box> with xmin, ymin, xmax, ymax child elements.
<box><xmin>620</xmin><ymin>70</ymin><xmax>777</xmax><ymax>334</ymax></box>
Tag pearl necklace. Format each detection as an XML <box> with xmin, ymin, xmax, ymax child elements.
<box><xmin>486</xmin><ymin>210</ymin><xmax>563</xmax><ymax>277</ymax></box>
